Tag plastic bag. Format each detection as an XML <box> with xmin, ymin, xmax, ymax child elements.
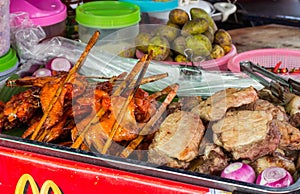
<box><xmin>10</xmin><ymin>12</ymin><xmax>46</xmax><ymax>63</ymax></box>
<box><xmin>15</xmin><ymin>36</ymin><xmax>262</xmax><ymax>96</ymax></box>
<box><xmin>10</xmin><ymin>16</ymin><xmax>262</xmax><ymax>96</ymax></box>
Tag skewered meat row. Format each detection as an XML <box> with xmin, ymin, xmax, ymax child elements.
<box><xmin>1</xmin><ymin>72</ymin><xmax>158</xmax><ymax>145</ymax></box>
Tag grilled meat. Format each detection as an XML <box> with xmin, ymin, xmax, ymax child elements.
<box><xmin>257</xmin><ymin>88</ymin><xmax>283</xmax><ymax>105</ymax></box>
<box><xmin>148</xmin><ymin>111</ymin><xmax>205</xmax><ymax>168</ymax></box>
<box><xmin>212</xmin><ymin>110</ymin><xmax>281</xmax><ymax>161</ymax></box>
<box><xmin>290</xmin><ymin>113</ymin><xmax>300</xmax><ymax>128</ymax></box>
<box><xmin>1</xmin><ymin>88</ymin><xmax>40</xmax><ymax>131</ymax></box>
<box><xmin>99</xmin><ymin>96</ymin><xmax>139</xmax><ymax>142</ymax></box>
<box><xmin>245</xmin><ymin>99</ymin><xmax>289</xmax><ymax>122</ymax></box>
<box><xmin>251</xmin><ymin>154</ymin><xmax>296</xmax><ymax>175</ymax></box>
<box><xmin>191</xmin><ymin>86</ymin><xmax>258</xmax><ymax>121</ymax></box>
<box><xmin>189</xmin><ymin>143</ymin><xmax>229</xmax><ymax>175</ymax></box>
<box><xmin>277</xmin><ymin>121</ymin><xmax>300</xmax><ymax>151</ymax></box>
<box><xmin>40</xmin><ymin>82</ymin><xmax>65</xmax><ymax>130</ymax></box>
<box><xmin>286</xmin><ymin>95</ymin><xmax>300</xmax><ymax>115</ymax></box>
<box><xmin>286</xmin><ymin>95</ymin><xmax>300</xmax><ymax>128</ymax></box>
<box><xmin>244</xmin><ymin>99</ymin><xmax>300</xmax><ymax>151</ymax></box>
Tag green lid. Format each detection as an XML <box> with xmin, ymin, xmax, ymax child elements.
<box><xmin>76</xmin><ymin>1</ymin><xmax>140</xmax><ymax>29</ymax></box>
<box><xmin>0</xmin><ymin>48</ymin><xmax>18</xmax><ymax>73</ymax></box>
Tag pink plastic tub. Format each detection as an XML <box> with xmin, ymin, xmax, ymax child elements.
<box><xmin>136</xmin><ymin>44</ymin><xmax>237</xmax><ymax>71</ymax></box>
<box><xmin>10</xmin><ymin>0</ymin><xmax>67</xmax><ymax>39</ymax></box>
<box><xmin>228</xmin><ymin>48</ymin><xmax>300</xmax><ymax>74</ymax></box>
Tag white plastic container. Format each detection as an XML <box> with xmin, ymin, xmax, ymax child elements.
<box><xmin>0</xmin><ymin>0</ymin><xmax>10</xmax><ymax>57</ymax></box>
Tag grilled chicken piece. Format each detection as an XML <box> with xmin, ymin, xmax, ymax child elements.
<box><xmin>257</xmin><ymin>88</ymin><xmax>283</xmax><ymax>105</ymax></box>
<box><xmin>148</xmin><ymin>111</ymin><xmax>205</xmax><ymax>168</ymax></box>
<box><xmin>7</xmin><ymin>75</ymin><xmax>64</xmax><ymax>87</ymax></box>
<box><xmin>251</xmin><ymin>154</ymin><xmax>296</xmax><ymax>175</ymax></box>
<box><xmin>82</xmin><ymin>96</ymin><xmax>139</xmax><ymax>142</ymax></box>
<box><xmin>286</xmin><ymin>95</ymin><xmax>300</xmax><ymax>128</ymax></box>
<box><xmin>189</xmin><ymin>143</ymin><xmax>229</xmax><ymax>175</ymax></box>
<box><xmin>84</xmin><ymin>119</ymin><xmax>109</xmax><ymax>153</ymax></box>
<box><xmin>40</xmin><ymin>82</ymin><xmax>66</xmax><ymax>130</ymax></box>
<box><xmin>277</xmin><ymin>121</ymin><xmax>300</xmax><ymax>150</ymax></box>
<box><xmin>286</xmin><ymin>95</ymin><xmax>300</xmax><ymax>115</ymax></box>
<box><xmin>100</xmin><ymin>96</ymin><xmax>139</xmax><ymax>142</ymax></box>
<box><xmin>2</xmin><ymin>88</ymin><xmax>40</xmax><ymax>131</ymax></box>
<box><xmin>191</xmin><ymin>86</ymin><xmax>258</xmax><ymax>121</ymax></box>
<box><xmin>290</xmin><ymin>113</ymin><xmax>300</xmax><ymax>128</ymax></box>
<box><xmin>212</xmin><ymin>110</ymin><xmax>281</xmax><ymax>161</ymax></box>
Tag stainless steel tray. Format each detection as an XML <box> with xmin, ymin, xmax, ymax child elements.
<box><xmin>1</xmin><ymin>134</ymin><xmax>299</xmax><ymax>194</ymax></box>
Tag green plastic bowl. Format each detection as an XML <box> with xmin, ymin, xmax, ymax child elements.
<box><xmin>76</xmin><ymin>1</ymin><xmax>140</xmax><ymax>29</ymax></box>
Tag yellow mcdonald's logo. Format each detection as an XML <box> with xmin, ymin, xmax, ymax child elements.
<box><xmin>15</xmin><ymin>173</ymin><xmax>62</xmax><ymax>194</ymax></box>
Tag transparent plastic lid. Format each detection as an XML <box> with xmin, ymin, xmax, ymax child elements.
<box><xmin>120</xmin><ymin>0</ymin><xmax>178</xmax><ymax>13</ymax></box>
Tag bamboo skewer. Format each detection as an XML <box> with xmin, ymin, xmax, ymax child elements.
<box><xmin>83</xmin><ymin>72</ymin><xmax>128</xmax><ymax>82</ymax></box>
<box><xmin>6</xmin><ymin>72</ymin><xmax>167</xmax><ymax>89</ymax></box>
<box><xmin>148</xmin><ymin>83</ymin><xmax>177</xmax><ymax>101</ymax></box>
<box><xmin>138</xmin><ymin>73</ymin><xmax>168</xmax><ymax>86</ymax></box>
<box><xmin>84</xmin><ymin>75</ymin><xmax>122</xmax><ymax>80</ymax></box>
<box><xmin>30</xmin><ymin>31</ymin><xmax>100</xmax><ymax>141</ymax></box>
<box><xmin>111</xmin><ymin>73</ymin><xmax>168</xmax><ymax>86</ymax></box>
<box><xmin>101</xmin><ymin>52</ymin><xmax>153</xmax><ymax>154</ymax></box>
<box><xmin>70</xmin><ymin>54</ymin><xmax>150</xmax><ymax>149</ymax></box>
<box><xmin>112</xmin><ymin>54</ymin><xmax>148</xmax><ymax>96</ymax></box>
<box><xmin>119</xmin><ymin>83</ymin><xmax>179</xmax><ymax>158</ymax></box>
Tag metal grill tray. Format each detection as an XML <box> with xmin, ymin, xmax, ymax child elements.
<box><xmin>1</xmin><ymin>134</ymin><xmax>299</xmax><ymax>194</ymax></box>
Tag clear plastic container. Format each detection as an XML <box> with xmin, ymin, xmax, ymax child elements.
<box><xmin>0</xmin><ymin>0</ymin><xmax>10</xmax><ymax>57</ymax></box>
<box><xmin>76</xmin><ymin>1</ymin><xmax>140</xmax><ymax>44</ymax></box>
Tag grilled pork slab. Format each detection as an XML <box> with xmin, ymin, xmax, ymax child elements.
<box><xmin>148</xmin><ymin>111</ymin><xmax>205</xmax><ymax>168</ymax></box>
<box><xmin>245</xmin><ymin>99</ymin><xmax>289</xmax><ymax>122</ymax></box>
<box><xmin>246</xmin><ymin>99</ymin><xmax>300</xmax><ymax>151</ymax></box>
<box><xmin>191</xmin><ymin>86</ymin><xmax>258</xmax><ymax>121</ymax></box>
<box><xmin>212</xmin><ymin>110</ymin><xmax>281</xmax><ymax>161</ymax></box>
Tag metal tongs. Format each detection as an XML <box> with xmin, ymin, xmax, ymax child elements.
<box><xmin>180</xmin><ymin>48</ymin><xmax>204</xmax><ymax>79</ymax></box>
<box><xmin>240</xmin><ymin>61</ymin><xmax>300</xmax><ymax>101</ymax></box>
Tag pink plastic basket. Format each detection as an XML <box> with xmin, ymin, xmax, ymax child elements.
<box><xmin>228</xmin><ymin>48</ymin><xmax>300</xmax><ymax>76</ymax></box>
<box><xmin>136</xmin><ymin>44</ymin><xmax>237</xmax><ymax>71</ymax></box>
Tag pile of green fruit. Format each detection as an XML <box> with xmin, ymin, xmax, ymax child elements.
<box><xmin>135</xmin><ymin>8</ymin><xmax>233</xmax><ymax>62</ymax></box>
